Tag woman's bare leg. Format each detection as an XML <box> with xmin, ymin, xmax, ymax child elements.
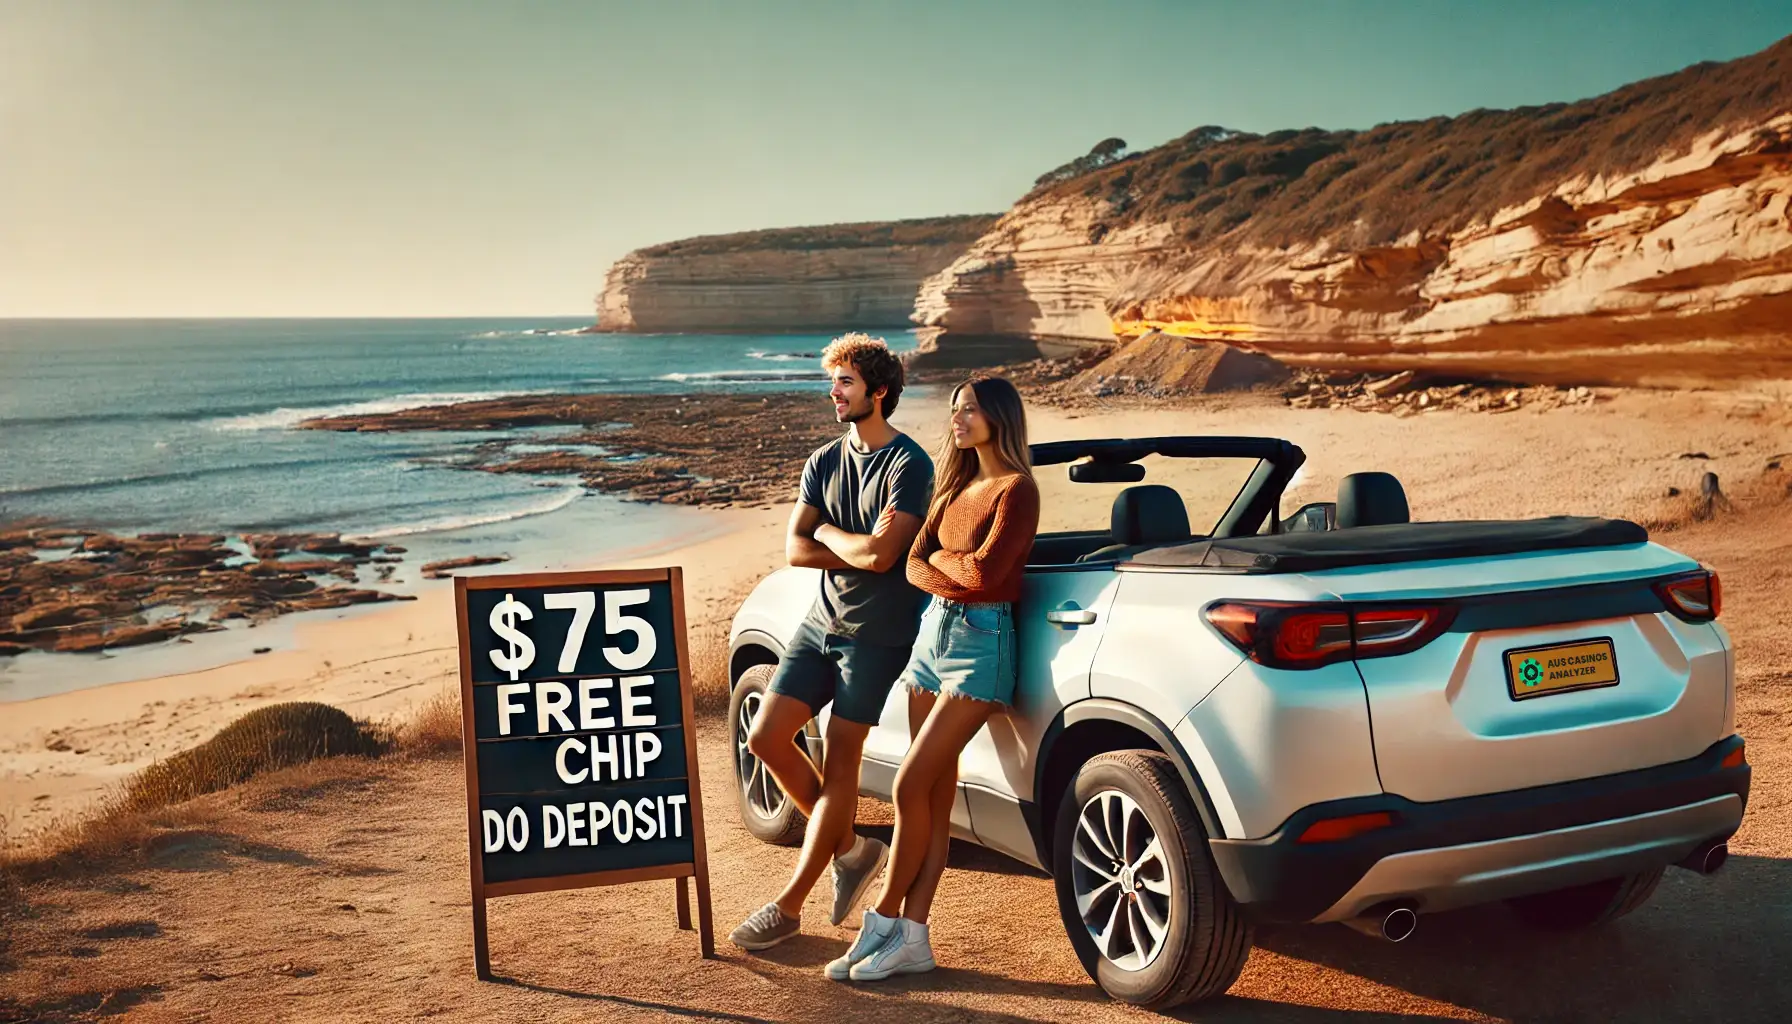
<box><xmin>871</xmin><ymin>694</ymin><xmax>997</xmax><ymax>920</ymax></box>
<box><xmin>864</xmin><ymin>688</ymin><xmax>933</xmax><ymax>914</ymax></box>
<box><xmin>905</xmin><ymin>687</ymin><xmax>937</xmax><ymax>746</ymax></box>
<box><xmin>900</xmin><ymin>754</ymin><xmax>959</xmax><ymax>924</ymax></box>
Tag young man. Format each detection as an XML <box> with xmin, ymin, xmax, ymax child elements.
<box><xmin>729</xmin><ymin>333</ymin><xmax>934</xmax><ymax>951</ymax></box>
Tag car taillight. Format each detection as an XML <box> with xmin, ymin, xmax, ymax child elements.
<box><xmin>1203</xmin><ymin>601</ymin><xmax>1455</xmax><ymax>670</ymax></box>
<box><xmin>1721</xmin><ymin>740</ymin><xmax>1746</xmax><ymax>769</ymax></box>
<box><xmin>1353</xmin><ymin>607</ymin><xmax>1450</xmax><ymax>654</ymax></box>
<box><xmin>1296</xmin><ymin>811</ymin><xmax>1396</xmax><ymax>843</ymax></box>
<box><xmin>1655</xmin><ymin>568</ymin><xmax>1720</xmax><ymax>622</ymax></box>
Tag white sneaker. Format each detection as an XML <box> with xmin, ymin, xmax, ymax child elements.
<box><xmin>825</xmin><ymin>908</ymin><xmax>898</xmax><ymax>981</ymax></box>
<box><xmin>848</xmin><ymin>918</ymin><xmax>935</xmax><ymax>981</ymax></box>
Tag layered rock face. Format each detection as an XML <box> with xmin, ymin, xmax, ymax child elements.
<box><xmin>596</xmin><ymin>216</ymin><xmax>995</xmax><ymax>333</ymax></box>
<box><xmin>914</xmin><ymin>38</ymin><xmax>1792</xmax><ymax>387</ymax></box>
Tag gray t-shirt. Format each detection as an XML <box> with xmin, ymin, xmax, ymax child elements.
<box><xmin>799</xmin><ymin>431</ymin><xmax>935</xmax><ymax>647</ymax></box>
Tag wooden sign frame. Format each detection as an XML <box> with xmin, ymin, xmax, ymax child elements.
<box><xmin>453</xmin><ymin>566</ymin><xmax>714</xmax><ymax>979</ymax></box>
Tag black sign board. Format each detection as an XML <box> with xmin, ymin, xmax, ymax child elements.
<box><xmin>454</xmin><ymin>568</ymin><xmax>713</xmax><ymax>977</ymax></box>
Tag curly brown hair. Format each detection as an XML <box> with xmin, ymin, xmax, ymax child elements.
<box><xmin>820</xmin><ymin>333</ymin><xmax>906</xmax><ymax>417</ymax></box>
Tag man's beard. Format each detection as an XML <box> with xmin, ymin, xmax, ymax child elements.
<box><xmin>837</xmin><ymin>399</ymin><xmax>872</xmax><ymax>423</ymax></box>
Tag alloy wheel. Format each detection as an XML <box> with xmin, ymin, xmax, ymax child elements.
<box><xmin>1070</xmin><ymin>789</ymin><xmax>1174</xmax><ymax>971</ymax></box>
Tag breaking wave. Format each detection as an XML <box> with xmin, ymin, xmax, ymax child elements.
<box><xmin>348</xmin><ymin>484</ymin><xmax>586</xmax><ymax>540</ymax></box>
<box><xmin>656</xmin><ymin>369</ymin><xmax>822</xmax><ymax>384</ymax></box>
<box><xmin>210</xmin><ymin>391</ymin><xmax>544</xmax><ymax>431</ymax></box>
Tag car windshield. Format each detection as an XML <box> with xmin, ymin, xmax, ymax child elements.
<box><xmin>1034</xmin><ymin>454</ymin><xmax>1265</xmax><ymax>539</ymax></box>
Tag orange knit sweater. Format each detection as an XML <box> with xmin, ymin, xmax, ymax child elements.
<box><xmin>906</xmin><ymin>473</ymin><xmax>1040</xmax><ymax>604</ymax></box>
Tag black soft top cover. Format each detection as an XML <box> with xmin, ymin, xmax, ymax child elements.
<box><xmin>1130</xmin><ymin>517</ymin><xmax>1650</xmax><ymax>573</ymax></box>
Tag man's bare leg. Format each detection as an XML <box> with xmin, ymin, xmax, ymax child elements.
<box><xmin>746</xmin><ymin>692</ymin><xmax>823</xmax><ymax>817</ymax></box>
<box><xmin>774</xmin><ymin>713</ymin><xmax>870</xmax><ymax>918</ymax></box>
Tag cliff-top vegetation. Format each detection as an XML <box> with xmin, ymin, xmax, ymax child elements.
<box><xmin>635</xmin><ymin>214</ymin><xmax>1001</xmax><ymax>257</ymax></box>
<box><xmin>1031</xmin><ymin>34</ymin><xmax>1792</xmax><ymax>248</ymax></box>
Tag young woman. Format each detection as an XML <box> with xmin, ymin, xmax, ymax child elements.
<box><xmin>827</xmin><ymin>374</ymin><xmax>1040</xmax><ymax>982</ymax></box>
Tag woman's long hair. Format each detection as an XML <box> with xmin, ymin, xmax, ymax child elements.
<box><xmin>922</xmin><ymin>375</ymin><xmax>1032</xmax><ymax>533</ymax></box>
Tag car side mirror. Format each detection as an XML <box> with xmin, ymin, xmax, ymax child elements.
<box><xmin>1069</xmin><ymin>460</ymin><xmax>1146</xmax><ymax>483</ymax></box>
<box><xmin>1280</xmin><ymin>502</ymin><xmax>1335</xmax><ymax>532</ymax></box>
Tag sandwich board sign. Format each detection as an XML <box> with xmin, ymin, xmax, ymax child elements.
<box><xmin>454</xmin><ymin>567</ymin><xmax>713</xmax><ymax>977</ymax></box>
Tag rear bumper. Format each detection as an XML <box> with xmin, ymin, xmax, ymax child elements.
<box><xmin>1209</xmin><ymin>734</ymin><xmax>1750</xmax><ymax>923</ymax></box>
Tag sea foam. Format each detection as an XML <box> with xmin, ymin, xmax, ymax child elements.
<box><xmin>348</xmin><ymin>483</ymin><xmax>585</xmax><ymax>540</ymax></box>
<box><xmin>210</xmin><ymin>391</ymin><xmax>541</xmax><ymax>432</ymax></box>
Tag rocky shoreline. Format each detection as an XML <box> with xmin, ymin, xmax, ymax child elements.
<box><xmin>300</xmin><ymin>391</ymin><xmax>856</xmax><ymax>509</ymax></box>
<box><xmin>0</xmin><ymin>527</ymin><xmax>415</xmax><ymax>659</ymax></box>
<box><xmin>4</xmin><ymin>358</ymin><xmax>1625</xmax><ymax>664</ymax></box>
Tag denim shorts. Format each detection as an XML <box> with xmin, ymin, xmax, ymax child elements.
<box><xmin>898</xmin><ymin>597</ymin><xmax>1017</xmax><ymax>706</ymax></box>
<box><xmin>767</xmin><ymin>618</ymin><xmax>913</xmax><ymax>726</ymax></box>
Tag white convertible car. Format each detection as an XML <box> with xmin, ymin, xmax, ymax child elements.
<box><xmin>726</xmin><ymin>435</ymin><xmax>1749</xmax><ymax>1009</ymax></box>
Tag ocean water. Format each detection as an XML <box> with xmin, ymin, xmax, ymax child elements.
<box><xmin>0</xmin><ymin>318</ymin><xmax>918</xmax><ymax>698</ymax></box>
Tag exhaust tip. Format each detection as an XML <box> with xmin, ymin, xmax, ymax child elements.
<box><xmin>1678</xmin><ymin>839</ymin><xmax>1730</xmax><ymax>875</ymax></box>
<box><xmin>1344</xmin><ymin>901</ymin><xmax>1419</xmax><ymax>942</ymax></box>
<box><xmin>1701</xmin><ymin>842</ymin><xmax>1728</xmax><ymax>874</ymax></box>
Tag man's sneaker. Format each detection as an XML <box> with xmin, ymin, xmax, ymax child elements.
<box><xmin>825</xmin><ymin>908</ymin><xmax>898</xmax><ymax>981</ymax></box>
<box><xmin>829</xmin><ymin>836</ymin><xmax>889</xmax><ymax>926</ymax></box>
<box><xmin>729</xmin><ymin>902</ymin><xmax>799</xmax><ymax>951</ymax></box>
<box><xmin>849</xmin><ymin>919</ymin><xmax>935</xmax><ymax>981</ymax></box>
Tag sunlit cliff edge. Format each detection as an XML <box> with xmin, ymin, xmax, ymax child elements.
<box><xmin>593</xmin><ymin>216</ymin><xmax>997</xmax><ymax>333</ymax></box>
<box><xmin>911</xmin><ymin>35</ymin><xmax>1792</xmax><ymax>386</ymax></box>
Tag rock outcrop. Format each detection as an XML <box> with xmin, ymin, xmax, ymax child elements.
<box><xmin>595</xmin><ymin>215</ymin><xmax>997</xmax><ymax>333</ymax></box>
<box><xmin>0</xmin><ymin>529</ymin><xmax>413</xmax><ymax>657</ymax></box>
<box><xmin>302</xmin><ymin>391</ymin><xmax>854</xmax><ymax>509</ymax></box>
<box><xmin>912</xmin><ymin>35</ymin><xmax>1792</xmax><ymax>388</ymax></box>
<box><xmin>1062</xmin><ymin>331</ymin><xmax>1290</xmax><ymax>397</ymax></box>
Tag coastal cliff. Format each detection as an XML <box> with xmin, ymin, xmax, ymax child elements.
<box><xmin>595</xmin><ymin>215</ymin><xmax>997</xmax><ymax>333</ymax></box>
<box><xmin>913</xmin><ymin>35</ymin><xmax>1792</xmax><ymax>387</ymax></box>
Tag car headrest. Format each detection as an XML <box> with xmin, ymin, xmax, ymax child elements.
<box><xmin>1337</xmin><ymin>472</ymin><xmax>1410</xmax><ymax>528</ymax></box>
<box><xmin>1111</xmin><ymin>485</ymin><xmax>1191</xmax><ymax>546</ymax></box>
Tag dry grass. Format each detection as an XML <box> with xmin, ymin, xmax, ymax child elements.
<box><xmin>1038</xmin><ymin>34</ymin><xmax>1792</xmax><ymax>248</ymax></box>
<box><xmin>0</xmin><ymin>702</ymin><xmax>394</xmax><ymax>891</ymax></box>
<box><xmin>691</xmin><ymin>630</ymin><xmax>732</xmax><ymax>717</ymax></box>
<box><xmin>0</xmin><ymin>816</ymin><xmax>23</xmax><ymax>967</ymax></box>
<box><xmin>395</xmin><ymin>688</ymin><xmax>464</xmax><ymax>757</ymax></box>
<box><xmin>1625</xmin><ymin>464</ymin><xmax>1790</xmax><ymax>534</ymax></box>
<box><xmin>2</xmin><ymin>799</ymin><xmax>228</xmax><ymax>885</ymax></box>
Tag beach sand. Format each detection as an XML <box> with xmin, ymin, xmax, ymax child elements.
<box><xmin>5</xmin><ymin>387</ymin><xmax>1791</xmax><ymax>1020</ymax></box>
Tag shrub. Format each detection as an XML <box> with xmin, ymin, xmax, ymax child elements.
<box><xmin>1031</xmin><ymin>137</ymin><xmax>1134</xmax><ymax>192</ymax></box>
<box><xmin>121</xmin><ymin>702</ymin><xmax>390</xmax><ymax>812</ymax></box>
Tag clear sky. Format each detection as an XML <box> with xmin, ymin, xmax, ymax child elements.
<box><xmin>3</xmin><ymin>0</ymin><xmax>1787</xmax><ymax>318</ymax></box>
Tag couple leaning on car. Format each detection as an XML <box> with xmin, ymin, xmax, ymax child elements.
<box><xmin>728</xmin><ymin>333</ymin><xmax>1039</xmax><ymax>981</ymax></box>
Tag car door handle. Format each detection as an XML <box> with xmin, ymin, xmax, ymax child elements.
<box><xmin>1046</xmin><ymin>609</ymin><xmax>1097</xmax><ymax>625</ymax></box>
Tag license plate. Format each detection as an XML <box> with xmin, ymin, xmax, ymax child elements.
<box><xmin>1504</xmin><ymin>638</ymin><xmax>1620</xmax><ymax>700</ymax></box>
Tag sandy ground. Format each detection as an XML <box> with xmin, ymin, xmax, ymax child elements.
<box><xmin>4</xmin><ymin>388</ymin><xmax>1792</xmax><ymax>1021</ymax></box>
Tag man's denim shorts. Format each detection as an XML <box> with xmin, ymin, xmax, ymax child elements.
<box><xmin>767</xmin><ymin>618</ymin><xmax>913</xmax><ymax>726</ymax></box>
<box><xmin>899</xmin><ymin>596</ymin><xmax>1017</xmax><ymax>706</ymax></box>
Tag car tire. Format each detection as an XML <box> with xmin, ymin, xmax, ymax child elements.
<box><xmin>1507</xmin><ymin>866</ymin><xmax>1665</xmax><ymax>931</ymax></box>
<box><xmin>728</xmin><ymin>663</ymin><xmax>811</xmax><ymax>846</ymax></box>
<box><xmin>1052</xmin><ymin>750</ymin><xmax>1252</xmax><ymax>1009</ymax></box>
